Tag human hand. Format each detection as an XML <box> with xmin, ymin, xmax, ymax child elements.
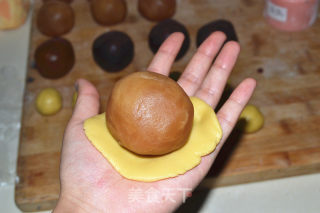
<box><xmin>54</xmin><ymin>32</ymin><xmax>256</xmax><ymax>213</ymax></box>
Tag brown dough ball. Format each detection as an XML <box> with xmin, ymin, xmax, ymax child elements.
<box><xmin>106</xmin><ymin>71</ymin><xmax>194</xmax><ymax>156</ymax></box>
<box><xmin>138</xmin><ymin>0</ymin><xmax>176</xmax><ymax>22</ymax></box>
<box><xmin>42</xmin><ymin>0</ymin><xmax>73</xmax><ymax>4</ymax></box>
<box><xmin>90</xmin><ymin>0</ymin><xmax>127</xmax><ymax>26</ymax></box>
<box><xmin>37</xmin><ymin>1</ymin><xmax>75</xmax><ymax>37</ymax></box>
<box><xmin>35</xmin><ymin>38</ymin><xmax>75</xmax><ymax>79</ymax></box>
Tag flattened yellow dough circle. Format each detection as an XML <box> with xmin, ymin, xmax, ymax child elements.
<box><xmin>84</xmin><ymin>97</ymin><xmax>222</xmax><ymax>182</ymax></box>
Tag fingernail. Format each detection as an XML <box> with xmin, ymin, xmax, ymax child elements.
<box><xmin>75</xmin><ymin>81</ymin><xmax>79</xmax><ymax>92</ymax></box>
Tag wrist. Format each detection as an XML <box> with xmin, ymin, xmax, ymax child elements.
<box><xmin>53</xmin><ymin>191</ymin><xmax>101</xmax><ymax>213</ymax></box>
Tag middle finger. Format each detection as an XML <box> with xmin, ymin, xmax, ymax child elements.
<box><xmin>195</xmin><ymin>41</ymin><xmax>240</xmax><ymax>108</ymax></box>
<box><xmin>178</xmin><ymin>31</ymin><xmax>226</xmax><ymax>96</ymax></box>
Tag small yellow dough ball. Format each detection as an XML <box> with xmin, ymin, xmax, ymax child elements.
<box><xmin>36</xmin><ymin>88</ymin><xmax>62</xmax><ymax>115</ymax></box>
<box><xmin>72</xmin><ymin>91</ymin><xmax>78</xmax><ymax>108</ymax></box>
<box><xmin>239</xmin><ymin>104</ymin><xmax>264</xmax><ymax>133</ymax></box>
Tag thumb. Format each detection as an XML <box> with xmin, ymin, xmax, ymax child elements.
<box><xmin>70</xmin><ymin>79</ymin><xmax>100</xmax><ymax>124</ymax></box>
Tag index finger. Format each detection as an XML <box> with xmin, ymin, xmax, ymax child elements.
<box><xmin>147</xmin><ymin>32</ymin><xmax>184</xmax><ymax>76</ymax></box>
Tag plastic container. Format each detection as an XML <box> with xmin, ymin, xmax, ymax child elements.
<box><xmin>265</xmin><ymin>0</ymin><xmax>319</xmax><ymax>31</ymax></box>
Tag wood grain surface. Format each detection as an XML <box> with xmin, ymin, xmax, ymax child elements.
<box><xmin>15</xmin><ymin>0</ymin><xmax>320</xmax><ymax>211</ymax></box>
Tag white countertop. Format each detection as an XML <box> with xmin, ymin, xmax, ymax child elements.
<box><xmin>1</xmin><ymin>7</ymin><xmax>320</xmax><ymax>213</ymax></box>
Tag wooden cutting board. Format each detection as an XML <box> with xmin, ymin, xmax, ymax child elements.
<box><xmin>15</xmin><ymin>0</ymin><xmax>320</xmax><ymax>211</ymax></box>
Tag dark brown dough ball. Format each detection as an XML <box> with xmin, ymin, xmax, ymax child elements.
<box><xmin>196</xmin><ymin>19</ymin><xmax>238</xmax><ymax>47</ymax></box>
<box><xmin>42</xmin><ymin>0</ymin><xmax>73</xmax><ymax>4</ymax></box>
<box><xmin>106</xmin><ymin>71</ymin><xmax>194</xmax><ymax>156</ymax></box>
<box><xmin>92</xmin><ymin>31</ymin><xmax>134</xmax><ymax>72</ymax></box>
<box><xmin>37</xmin><ymin>1</ymin><xmax>75</xmax><ymax>37</ymax></box>
<box><xmin>169</xmin><ymin>71</ymin><xmax>182</xmax><ymax>81</ymax></box>
<box><xmin>35</xmin><ymin>38</ymin><xmax>75</xmax><ymax>79</ymax></box>
<box><xmin>149</xmin><ymin>19</ymin><xmax>190</xmax><ymax>61</ymax></box>
<box><xmin>90</xmin><ymin>0</ymin><xmax>127</xmax><ymax>26</ymax></box>
<box><xmin>138</xmin><ymin>0</ymin><xmax>176</xmax><ymax>22</ymax></box>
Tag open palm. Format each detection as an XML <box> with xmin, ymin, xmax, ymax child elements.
<box><xmin>54</xmin><ymin>32</ymin><xmax>256</xmax><ymax>213</ymax></box>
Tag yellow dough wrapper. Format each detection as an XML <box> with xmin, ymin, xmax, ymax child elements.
<box><xmin>84</xmin><ymin>97</ymin><xmax>222</xmax><ymax>182</ymax></box>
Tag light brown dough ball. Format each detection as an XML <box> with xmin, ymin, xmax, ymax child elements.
<box><xmin>90</xmin><ymin>0</ymin><xmax>127</xmax><ymax>26</ymax></box>
<box><xmin>37</xmin><ymin>1</ymin><xmax>75</xmax><ymax>37</ymax></box>
<box><xmin>138</xmin><ymin>0</ymin><xmax>176</xmax><ymax>22</ymax></box>
<box><xmin>106</xmin><ymin>71</ymin><xmax>194</xmax><ymax>155</ymax></box>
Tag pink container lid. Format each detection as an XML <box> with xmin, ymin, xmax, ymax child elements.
<box><xmin>265</xmin><ymin>0</ymin><xmax>319</xmax><ymax>31</ymax></box>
